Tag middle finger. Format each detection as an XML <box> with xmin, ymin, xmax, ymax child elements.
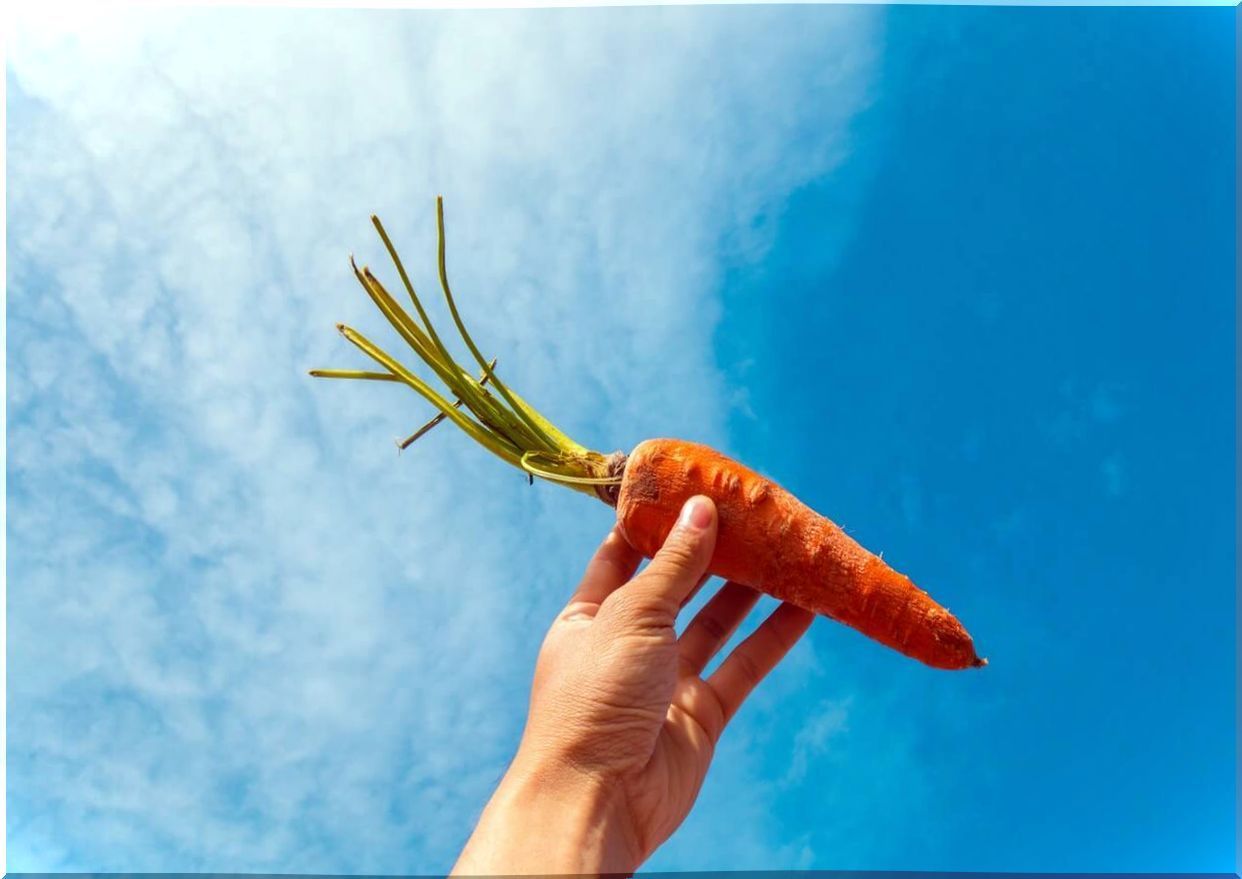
<box><xmin>677</xmin><ymin>580</ymin><xmax>762</xmax><ymax>677</ymax></box>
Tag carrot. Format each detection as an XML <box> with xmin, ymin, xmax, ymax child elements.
<box><xmin>617</xmin><ymin>439</ymin><xmax>983</xmax><ymax>670</ymax></box>
<box><xmin>310</xmin><ymin>198</ymin><xmax>986</xmax><ymax>671</ymax></box>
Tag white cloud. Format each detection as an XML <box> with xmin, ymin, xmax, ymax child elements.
<box><xmin>7</xmin><ymin>5</ymin><xmax>881</xmax><ymax>871</ymax></box>
<box><xmin>781</xmin><ymin>697</ymin><xmax>852</xmax><ymax>789</ymax></box>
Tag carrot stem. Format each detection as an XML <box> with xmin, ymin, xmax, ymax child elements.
<box><xmin>310</xmin><ymin>197</ymin><xmax>616</xmax><ymax>499</ymax></box>
<box><xmin>398</xmin><ymin>359</ymin><xmax>497</xmax><ymax>450</ymax></box>
<box><xmin>352</xmin><ymin>260</ymin><xmax>528</xmax><ymax>447</ymax></box>
<box><xmin>334</xmin><ymin>322</ymin><xmax>522</xmax><ymax>467</ymax></box>
<box><xmin>309</xmin><ymin>369</ymin><xmax>403</xmax><ymax>382</ymax></box>
<box><xmin>519</xmin><ymin>452</ymin><xmax>624</xmax><ymax>487</ymax></box>
<box><xmin>432</xmin><ymin>198</ymin><xmax>569</xmax><ymax>454</ymax></box>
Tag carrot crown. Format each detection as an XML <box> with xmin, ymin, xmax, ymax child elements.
<box><xmin>310</xmin><ymin>197</ymin><xmax>623</xmax><ymax>501</ymax></box>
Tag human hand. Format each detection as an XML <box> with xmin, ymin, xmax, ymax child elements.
<box><xmin>451</xmin><ymin>495</ymin><xmax>816</xmax><ymax>876</ymax></box>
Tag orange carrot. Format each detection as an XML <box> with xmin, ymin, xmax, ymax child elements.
<box><xmin>616</xmin><ymin>439</ymin><xmax>983</xmax><ymax>670</ymax></box>
<box><xmin>310</xmin><ymin>198</ymin><xmax>986</xmax><ymax>672</ymax></box>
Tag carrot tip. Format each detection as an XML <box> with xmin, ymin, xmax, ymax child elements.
<box><xmin>972</xmin><ymin>656</ymin><xmax>989</xmax><ymax>668</ymax></box>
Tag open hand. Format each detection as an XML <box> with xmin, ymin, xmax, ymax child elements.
<box><xmin>452</xmin><ymin>495</ymin><xmax>815</xmax><ymax>875</ymax></box>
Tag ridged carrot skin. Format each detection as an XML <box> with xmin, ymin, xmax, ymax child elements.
<box><xmin>616</xmin><ymin>438</ymin><xmax>984</xmax><ymax>670</ymax></box>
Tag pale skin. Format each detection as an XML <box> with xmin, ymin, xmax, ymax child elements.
<box><xmin>451</xmin><ymin>495</ymin><xmax>816</xmax><ymax>876</ymax></box>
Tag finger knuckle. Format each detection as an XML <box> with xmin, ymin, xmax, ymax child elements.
<box><xmin>770</xmin><ymin>607</ymin><xmax>810</xmax><ymax>652</ymax></box>
<box><xmin>696</xmin><ymin>613</ymin><xmax>729</xmax><ymax>644</ymax></box>
<box><xmin>601</xmin><ymin>590</ymin><xmax>669</xmax><ymax>633</ymax></box>
<box><xmin>732</xmin><ymin>649</ymin><xmax>764</xmax><ymax>689</ymax></box>
<box><xmin>772</xmin><ymin>622</ymin><xmax>800</xmax><ymax>653</ymax></box>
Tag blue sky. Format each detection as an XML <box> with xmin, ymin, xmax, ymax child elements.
<box><xmin>6</xmin><ymin>4</ymin><xmax>1235</xmax><ymax>875</ymax></box>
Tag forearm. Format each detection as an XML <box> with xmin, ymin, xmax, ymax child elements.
<box><xmin>451</xmin><ymin>751</ymin><xmax>641</xmax><ymax>877</ymax></box>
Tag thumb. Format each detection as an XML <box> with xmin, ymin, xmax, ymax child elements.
<box><xmin>625</xmin><ymin>495</ymin><xmax>718</xmax><ymax>616</ymax></box>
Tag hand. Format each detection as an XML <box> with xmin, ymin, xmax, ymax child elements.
<box><xmin>451</xmin><ymin>495</ymin><xmax>816</xmax><ymax>876</ymax></box>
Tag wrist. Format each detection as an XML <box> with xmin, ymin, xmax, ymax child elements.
<box><xmin>451</xmin><ymin>749</ymin><xmax>641</xmax><ymax>876</ymax></box>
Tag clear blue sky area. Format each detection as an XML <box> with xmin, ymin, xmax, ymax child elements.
<box><xmin>718</xmin><ymin>6</ymin><xmax>1235</xmax><ymax>872</ymax></box>
<box><xmin>7</xmin><ymin>4</ymin><xmax>1235</xmax><ymax>874</ymax></box>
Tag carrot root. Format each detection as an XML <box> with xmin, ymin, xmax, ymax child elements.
<box><xmin>616</xmin><ymin>438</ymin><xmax>984</xmax><ymax>671</ymax></box>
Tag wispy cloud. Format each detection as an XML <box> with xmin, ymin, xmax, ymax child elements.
<box><xmin>7</xmin><ymin>6</ymin><xmax>880</xmax><ymax>871</ymax></box>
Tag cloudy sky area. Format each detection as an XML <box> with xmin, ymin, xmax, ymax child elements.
<box><xmin>6</xmin><ymin>4</ymin><xmax>1235</xmax><ymax>874</ymax></box>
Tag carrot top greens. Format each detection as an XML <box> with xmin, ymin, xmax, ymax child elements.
<box><xmin>310</xmin><ymin>197</ymin><xmax>621</xmax><ymax>499</ymax></box>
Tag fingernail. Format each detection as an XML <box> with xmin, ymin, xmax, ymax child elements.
<box><xmin>679</xmin><ymin>495</ymin><xmax>713</xmax><ymax>531</ymax></box>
